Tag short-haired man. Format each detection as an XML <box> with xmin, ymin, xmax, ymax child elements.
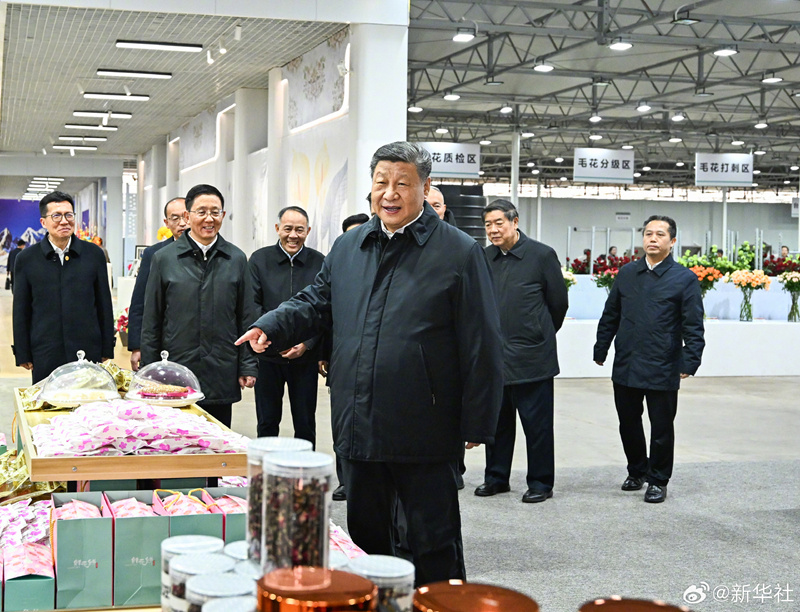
<box><xmin>248</xmin><ymin>206</ymin><xmax>325</xmax><ymax>444</ymax></box>
<box><xmin>476</xmin><ymin>199</ymin><xmax>568</xmax><ymax>503</ymax></box>
<box><xmin>781</xmin><ymin>245</ymin><xmax>790</xmax><ymax>259</ymax></box>
<box><xmin>12</xmin><ymin>191</ymin><xmax>114</xmax><ymax>382</ymax></box>
<box><xmin>342</xmin><ymin>213</ymin><xmax>370</xmax><ymax>234</ymax></box>
<box><xmin>6</xmin><ymin>239</ymin><xmax>26</xmax><ymax>292</ymax></box>
<box><xmin>127</xmin><ymin>197</ymin><xmax>187</xmax><ymax>371</ymax></box>
<box><xmin>594</xmin><ymin>215</ymin><xmax>705</xmax><ymax>503</ymax></box>
<box><xmin>142</xmin><ymin>184</ymin><xmax>257</xmax><ymax>427</ymax></box>
<box><xmin>237</xmin><ymin>141</ymin><xmax>503</xmax><ymax>584</ymax></box>
<box><xmin>427</xmin><ymin>185</ymin><xmax>457</xmax><ymax>226</ymax></box>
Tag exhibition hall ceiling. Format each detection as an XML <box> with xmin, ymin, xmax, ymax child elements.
<box><xmin>407</xmin><ymin>0</ymin><xmax>800</xmax><ymax>188</ymax></box>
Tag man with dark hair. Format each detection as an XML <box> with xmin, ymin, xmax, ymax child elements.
<box><xmin>12</xmin><ymin>191</ymin><xmax>114</xmax><ymax>382</ymax></box>
<box><xmin>248</xmin><ymin>206</ymin><xmax>325</xmax><ymax>444</ymax></box>
<box><xmin>594</xmin><ymin>214</ymin><xmax>704</xmax><ymax>503</ymax></box>
<box><xmin>237</xmin><ymin>141</ymin><xmax>503</xmax><ymax>584</ymax></box>
<box><xmin>781</xmin><ymin>245</ymin><xmax>790</xmax><ymax>259</ymax></box>
<box><xmin>342</xmin><ymin>213</ymin><xmax>370</xmax><ymax>234</ymax></box>
<box><xmin>6</xmin><ymin>239</ymin><xmax>26</xmax><ymax>292</ymax></box>
<box><xmin>127</xmin><ymin>197</ymin><xmax>187</xmax><ymax>371</ymax></box>
<box><xmin>475</xmin><ymin>199</ymin><xmax>568</xmax><ymax>503</ymax></box>
<box><xmin>141</xmin><ymin>184</ymin><xmax>257</xmax><ymax>427</ymax></box>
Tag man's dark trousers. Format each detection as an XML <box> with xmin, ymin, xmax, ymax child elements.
<box><xmin>255</xmin><ymin>359</ymin><xmax>318</xmax><ymax>446</ymax></box>
<box><xmin>613</xmin><ymin>383</ymin><xmax>678</xmax><ymax>486</ymax></box>
<box><xmin>484</xmin><ymin>378</ymin><xmax>554</xmax><ymax>492</ymax></box>
<box><xmin>341</xmin><ymin>458</ymin><xmax>465</xmax><ymax>586</ymax></box>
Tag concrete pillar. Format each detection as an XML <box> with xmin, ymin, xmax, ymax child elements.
<box><xmin>266</xmin><ymin>68</ymin><xmax>288</xmax><ymax>235</ymax></box>
<box><xmin>106</xmin><ymin>174</ymin><xmax>124</xmax><ymax>284</ymax></box>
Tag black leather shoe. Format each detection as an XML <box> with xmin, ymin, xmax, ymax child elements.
<box><xmin>474</xmin><ymin>482</ymin><xmax>510</xmax><ymax>497</ymax></box>
<box><xmin>332</xmin><ymin>485</ymin><xmax>347</xmax><ymax>501</ymax></box>
<box><xmin>521</xmin><ymin>489</ymin><xmax>553</xmax><ymax>503</ymax></box>
<box><xmin>644</xmin><ymin>483</ymin><xmax>667</xmax><ymax>503</ymax></box>
<box><xmin>455</xmin><ymin>472</ymin><xmax>465</xmax><ymax>490</ymax></box>
<box><xmin>621</xmin><ymin>476</ymin><xmax>645</xmax><ymax>491</ymax></box>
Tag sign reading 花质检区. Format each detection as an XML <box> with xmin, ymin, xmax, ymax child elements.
<box><xmin>418</xmin><ymin>142</ymin><xmax>481</xmax><ymax>178</ymax></box>
<box><xmin>573</xmin><ymin>148</ymin><xmax>634</xmax><ymax>184</ymax></box>
<box><xmin>695</xmin><ymin>153</ymin><xmax>754</xmax><ymax>186</ymax></box>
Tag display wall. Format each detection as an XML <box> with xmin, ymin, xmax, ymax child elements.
<box><xmin>0</xmin><ymin>198</ymin><xmax>45</xmax><ymax>273</ymax></box>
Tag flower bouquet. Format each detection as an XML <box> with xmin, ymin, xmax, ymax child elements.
<box><xmin>777</xmin><ymin>270</ymin><xmax>800</xmax><ymax>322</ymax></box>
<box><xmin>724</xmin><ymin>270</ymin><xmax>771</xmax><ymax>321</ymax></box>
<box><xmin>157</xmin><ymin>226</ymin><xmax>173</xmax><ymax>241</ymax></box>
<box><xmin>115</xmin><ymin>308</ymin><xmax>129</xmax><ymax>348</ymax></box>
<box><xmin>592</xmin><ymin>268</ymin><xmax>618</xmax><ymax>294</ymax></box>
<box><xmin>689</xmin><ymin>265</ymin><xmax>723</xmax><ymax>300</ymax></box>
<box><xmin>563</xmin><ymin>268</ymin><xmax>577</xmax><ymax>291</ymax></box>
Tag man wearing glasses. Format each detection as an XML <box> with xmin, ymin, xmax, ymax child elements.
<box><xmin>141</xmin><ymin>184</ymin><xmax>257</xmax><ymax>427</ymax></box>
<box><xmin>127</xmin><ymin>197</ymin><xmax>187</xmax><ymax>371</ymax></box>
<box><xmin>12</xmin><ymin>191</ymin><xmax>115</xmax><ymax>382</ymax></box>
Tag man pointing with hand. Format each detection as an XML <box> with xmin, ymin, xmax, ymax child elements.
<box><xmin>237</xmin><ymin>141</ymin><xmax>503</xmax><ymax>585</ymax></box>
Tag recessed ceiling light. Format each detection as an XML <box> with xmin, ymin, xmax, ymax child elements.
<box><xmin>74</xmin><ymin>110</ymin><xmax>132</xmax><ymax>119</ymax></box>
<box><xmin>669</xmin><ymin>137</ymin><xmax>682</xmax><ymax>143</ymax></box>
<box><xmin>713</xmin><ymin>46</ymin><xmax>738</xmax><ymax>57</ymax></box>
<box><xmin>791</xmin><ymin>165</ymin><xmax>799</xmax><ymax>171</ymax></box>
<box><xmin>633</xmin><ymin>172</ymin><xmax>641</xmax><ymax>177</ymax></box>
<box><xmin>97</xmin><ymin>69</ymin><xmax>172</xmax><ymax>79</ymax></box>
<box><xmin>671</xmin><ymin>112</ymin><xmax>685</xmax><ymax>122</ymax></box>
<box><xmin>453</xmin><ymin>27</ymin><xmax>476</xmax><ymax>43</ymax></box>
<box><xmin>761</xmin><ymin>72</ymin><xmax>783</xmax><ymax>84</ymax></box>
<box><xmin>533</xmin><ymin>62</ymin><xmax>554</xmax><ymax>72</ymax></box>
<box><xmin>59</xmin><ymin>136</ymin><xmax>108</xmax><ymax>142</ymax></box>
<box><xmin>731</xmin><ymin>139</ymin><xmax>745</xmax><ymax>146</ymax></box>
<box><xmin>554</xmin><ymin>157</ymin><xmax>564</xmax><ymax>163</ymax></box>
<box><xmin>589</xmin><ymin>113</ymin><xmax>602</xmax><ymax>123</ymax></box>
<box><xmin>521</xmin><ymin>132</ymin><xmax>535</xmax><ymax>138</ymax></box>
<box><xmin>479</xmin><ymin>140</ymin><xmax>492</xmax><ymax>145</ymax></box>
<box><xmin>499</xmin><ymin>104</ymin><xmax>513</xmax><ymax>114</ymax></box>
<box><xmin>589</xmin><ymin>134</ymin><xmax>603</xmax><ymax>140</ymax></box>
<box><xmin>33</xmin><ymin>177</ymin><xmax>63</xmax><ymax>181</ymax></box>
<box><xmin>676</xmin><ymin>161</ymin><xmax>685</xmax><ymax>167</ymax></box>
<box><xmin>608</xmin><ymin>39</ymin><xmax>633</xmax><ymax>51</ymax></box>
<box><xmin>53</xmin><ymin>145</ymin><xmax>98</xmax><ymax>151</ymax></box>
<box><xmin>642</xmin><ymin>165</ymin><xmax>651</xmax><ymax>171</ymax></box>
<box><xmin>443</xmin><ymin>92</ymin><xmax>461</xmax><ymax>101</ymax></box>
<box><xmin>116</xmin><ymin>40</ymin><xmax>203</xmax><ymax>53</ymax></box>
<box><xmin>65</xmin><ymin>123</ymin><xmax>118</xmax><ymax>131</ymax></box>
<box><xmin>622</xmin><ymin>144</ymin><xmax>634</xmax><ymax>150</ymax></box>
<box><xmin>636</xmin><ymin>102</ymin><xmax>651</xmax><ymax>112</ymax></box>
<box><xmin>754</xmin><ymin>119</ymin><xmax>768</xmax><ymax>129</ymax></box>
<box><xmin>526</xmin><ymin>162</ymin><xmax>536</xmax><ymax>167</ymax></box>
<box><xmin>435</xmin><ymin>127</ymin><xmax>449</xmax><ymax>134</ymax></box>
<box><xmin>753</xmin><ymin>169</ymin><xmax>761</xmax><ymax>174</ymax></box>
<box><xmin>84</xmin><ymin>92</ymin><xmax>149</xmax><ymax>101</ymax></box>
<box><xmin>408</xmin><ymin>105</ymin><xmax>423</xmax><ymax>113</ymax></box>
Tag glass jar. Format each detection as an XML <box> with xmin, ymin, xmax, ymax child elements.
<box><xmin>247</xmin><ymin>438</ymin><xmax>313</xmax><ymax>562</ymax></box>
<box><xmin>258</xmin><ymin>567</ymin><xmax>378</xmax><ymax>611</ymax></box>
<box><xmin>235</xmin><ymin>560</ymin><xmax>263</xmax><ymax>583</ymax></box>
<box><xmin>261</xmin><ymin>451</ymin><xmax>334</xmax><ymax>573</ymax></box>
<box><xmin>168</xmin><ymin>553</ymin><xmax>235</xmax><ymax>612</ymax></box>
<box><xmin>328</xmin><ymin>550</ymin><xmax>351</xmax><ymax>571</ymax></box>
<box><xmin>185</xmin><ymin>572</ymin><xmax>255</xmax><ymax>611</ymax></box>
<box><xmin>161</xmin><ymin>535</ymin><xmax>224</xmax><ymax>611</ymax></box>
<box><xmin>347</xmin><ymin>555</ymin><xmax>415</xmax><ymax>612</ymax></box>
<box><xmin>201</xmin><ymin>595</ymin><xmax>257</xmax><ymax>612</ymax></box>
<box><xmin>224</xmin><ymin>540</ymin><xmax>249</xmax><ymax>562</ymax></box>
<box><xmin>412</xmin><ymin>581</ymin><xmax>540</xmax><ymax>611</ymax></box>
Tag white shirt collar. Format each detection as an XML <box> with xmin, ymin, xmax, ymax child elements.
<box><xmin>189</xmin><ymin>232</ymin><xmax>218</xmax><ymax>256</ymax></box>
<box><xmin>646</xmin><ymin>257</ymin><xmax>664</xmax><ymax>271</ymax></box>
<box><xmin>279</xmin><ymin>242</ymin><xmax>304</xmax><ymax>262</ymax></box>
<box><xmin>380</xmin><ymin>207</ymin><xmax>425</xmax><ymax>239</ymax></box>
<box><xmin>49</xmin><ymin>236</ymin><xmax>72</xmax><ymax>264</ymax></box>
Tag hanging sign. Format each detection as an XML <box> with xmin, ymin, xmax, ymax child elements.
<box><xmin>572</xmin><ymin>148</ymin><xmax>634</xmax><ymax>184</ymax></box>
<box><xmin>792</xmin><ymin>197</ymin><xmax>799</xmax><ymax>219</ymax></box>
<box><xmin>418</xmin><ymin>142</ymin><xmax>481</xmax><ymax>178</ymax></box>
<box><xmin>695</xmin><ymin>153</ymin><xmax>753</xmax><ymax>187</ymax></box>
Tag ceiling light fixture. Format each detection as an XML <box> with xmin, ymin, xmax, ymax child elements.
<box><xmin>713</xmin><ymin>45</ymin><xmax>738</xmax><ymax>57</ymax></box>
<box><xmin>73</xmin><ymin>110</ymin><xmax>132</xmax><ymax>119</ymax></box>
<box><xmin>207</xmin><ymin>49</ymin><xmax>214</xmax><ymax>65</ymax></box>
<box><xmin>589</xmin><ymin>113</ymin><xmax>602</xmax><ymax>123</ymax></box>
<box><xmin>59</xmin><ymin>136</ymin><xmax>107</xmax><ymax>142</ymax></box>
<box><xmin>499</xmin><ymin>104</ymin><xmax>513</xmax><ymax>114</ymax></box>
<box><xmin>42</xmin><ymin>148</ymin><xmax>47</xmax><ymax>155</ymax></box>
<box><xmin>785</xmin><ymin>180</ymin><xmax>791</xmax><ymax>184</ymax></box>
<box><xmin>219</xmin><ymin>38</ymin><xmax>227</xmax><ymax>55</ymax></box>
<box><xmin>671</xmin><ymin>111</ymin><xmax>686</xmax><ymax>122</ymax></box>
<box><xmin>752</xmin><ymin>182</ymin><xmax>758</xmax><ymax>187</ymax></box>
<box><xmin>407</xmin><ymin>105</ymin><xmax>423</xmax><ymax>113</ymax></box>
<box><xmin>672</xmin><ymin>7</ymin><xmax>700</xmax><ymax>25</ymax></box>
<box><xmin>97</xmin><ymin>69</ymin><xmax>172</xmax><ymax>79</ymax></box>
<box><xmin>532</xmin><ymin>169</ymin><xmax>540</xmax><ymax>175</ymax></box>
<box><xmin>234</xmin><ymin>25</ymin><xmax>242</xmax><ymax>41</ymax></box>
<box><xmin>633</xmin><ymin>172</ymin><xmax>642</xmax><ymax>177</ymax></box>
<box><xmin>761</xmin><ymin>72</ymin><xmax>783</xmax><ymax>84</ymax></box>
<box><xmin>669</xmin><ymin>137</ymin><xmax>682</xmax><ymax>143</ymax></box>
<box><xmin>753</xmin><ymin>169</ymin><xmax>761</xmax><ymax>175</ymax></box>
<box><xmin>589</xmin><ymin>133</ymin><xmax>603</xmax><ymax>140</ymax></box>
<box><xmin>533</xmin><ymin>62</ymin><xmax>554</xmax><ymax>72</ymax></box>
<box><xmin>521</xmin><ymin>132</ymin><xmax>535</xmax><ymax>138</ymax></box>
<box><xmin>554</xmin><ymin>157</ymin><xmax>564</xmax><ymax>163</ymax></box>
<box><xmin>443</xmin><ymin>91</ymin><xmax>460</xmax><ymax>101</ymax></box>
<box><xmin>53</xmin><ymin>145</ymin><xmax>98</xmax><ymax>151</ymax></box>
<box><xmin>435</xmin><ymin>127</ymin><xmax>449</xmax><ymax>134</ymax></box>
<box><xmin>560</xmin><ymin>176</ymin><xmax>568</xmax><ymax>181</ymax></box>
<box><xmin>84</xmin><ymin>92</ymin><xmax>149</xmax><ymax>101</ymax></box>
<box><xmin>791</xmin><ymin>165</ymin><xmax>799</xmax><ymax>171</ymax></box>
<box><xmin>64</xmin><ymin>123</ymin><xmax>118</xmax><ymax>131</ymax></box>
<box><xmin>484</xmin><ymin>77</ymin><xmax>504</xmax><ymax>86</ymax></box>
<box><xmin>453</xmin><ymin>26</ymin><xmax>476</xmax><ymax>43</ymax></box>
<box><xmin>526</xmin><ymin>162</ymin><xmax>536</xmax><ymax>167</ymax></box>
<box><xmin>754</xmin><ymin>148</ymin><xmax>767</xmax><ymax>155</ymax></box>
<box><xmin>478</xmin><ymin>170</ymin><xmax>485</xmax><ymax>176</ymax></box>
<box><xmin>642</xmin><ymin>165</ymin><xmax>651</xmax><ymax>171</ymax></box>
<box><xmin>593</xmin><ymin>78</ymin><xmax>610</xmax><ymax>87</ymax></box>
<box><xmin>622</xmin><ymin>144</ymin><xmax>634</xmax><ymax>150</ymax></box>
<box><xmin>479</xmin><ymin>140</ymin><xmax>492</xmax><ymax>145</ymax></box>
<box><xmin>116</xmin><ymin>40</ymin><xmax>203</xmax><ymax>53</ymax></box>
<box><xmin>694</xmin><ymin>87</ymin><xmax>714</xmax><ymax>97</ymax></box>
<box><xmin>676</xmin><ymin>161</ymin><xmax>685</xmax><ymax>167</ymax></box>
<box><xmin>608</xmin><ymin>38</ymin><xmax>633</xmax><ymax>51</ymax></box>
<box><xmin>754</xmin><ymin>118</ymin><xmax>769</xmax><ymax>129</ymax></box>
<box><xmin>731</xmin><ymin>139</ymin><xmax>745</xmax><ymax>146</ymax></box>
<box><xmin>636</xmin><ymin>101</ymin><xmax>651</xmax><ymax>112</ymax></box>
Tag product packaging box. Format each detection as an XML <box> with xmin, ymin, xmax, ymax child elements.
<box><xmin>104</xmin><ymin>490</ymin><xmax>169</xmax><ymax>607</ymax></box>
<box><xmin>2</xmin><ymin>543</ymin><xmax>56</xmax><ymax>612</ymax></box>
<box><xmin>152</xmin><ymin>490</ymin><xmax>223</xmax><ymax>538</ymax></box>
<box><xmin>201</xmin><ymin>487</ymin><xmax>247</xmax><ymax>542</ymax></box>
<box><xmin>51</xmin><ymin>492</ymin><xmax>113</xmax><ymax>609</ymax></box>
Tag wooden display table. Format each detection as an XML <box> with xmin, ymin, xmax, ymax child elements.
<box><xmin>14</xmin><ymin>389</ymin><xmax>247</xmax><ymax>483</ymax></box>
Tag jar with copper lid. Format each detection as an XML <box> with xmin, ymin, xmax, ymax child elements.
<box><xmin>412</xmin><ymin>580</ymin><xmax>539</xmax><ymax>612</ymax></box>
<box><xmin>247</xmin><ymin>438</ymin><xmax>313</xmax><ymax>562</ymax></box>
<box><xmin>257</xmin><ymin>566</ymin><xmax>377</xmax><ymax>611</ymax></box>
<box><xmin>579</xmin><ymin>597</ymin><xmax>692</xmax><ymax>611</ymax></box>
<box><xmin>261</xmin><ymin>451</ymin><xmax>334</xmax><ymax>572</ymax></box>
<box><xmin>347</xmin><ymin>555</ymin><xmax>414</xmax><ymax>612</ymax></box>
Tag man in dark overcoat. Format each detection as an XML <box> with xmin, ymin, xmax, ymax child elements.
<box><xmin>237</xmin><ymin>141</ymin><xmax>504</xmax><ymax>585</ymax></box>
<box><xmin>594</xmin><ymin>215</ymin><xmax>705</xmax><ymax>503</ymax></box>
<box><xmin>141</xmin><ymin>184</ymin><xmax>257</xmax><ymax>427</ymax></box>
<box><xmin>475</xmin><ymin>199</ymin><xmax>568</xmax><ymax>503</ymax></box>
<box><xmin>12</xmin><ymin>191</ymin><xmax>114</xmax><ymax>382</ymax></box>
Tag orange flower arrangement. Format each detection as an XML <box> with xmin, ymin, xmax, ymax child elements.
<box><xmin>690</xmin><ymin>265</ymin><xmax>723</xmax><ymax>297</ymax></box>
<box><xmin>724</xmin><ymin>269</ymin><xmax>770</xmax><ymax>321</ymax></box>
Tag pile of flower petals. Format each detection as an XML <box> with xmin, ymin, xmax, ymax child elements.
<box><xmin>32</xmin><ymin>400</ymin><xmax>248</xmax><ymax>457</ymax></box>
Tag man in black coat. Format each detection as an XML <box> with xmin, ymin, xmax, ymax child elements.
<box><xmin>475</xmin><ymin>199</ymin><xmax>568</xmax><ymax>503</ymax></box>
<box><xmin>237</xmin><ymin>141</ymin><xmax>504</xmax><ymax>585</ymax></box>
<box><xmin>594</xmin><ymin>215</ymin><xmax>705</xmax><ymax>503</ymax></box>
<box><xmin>248</xmin><ymin>206</ymin><xmax>325</xmax><ymax>444</ymax></box>
<box><xmin>141</xmin><ymin>184</ymin><xmax>257</xmax><ymax>427</ymax></box>
<box><xmin>7</xmin><ymin>239</ymin><xmax>26</xmax><ymax>292</ymax></box>
<box><xmin>127</xmin><ymin>197</ymin><xmax>187</xmax><ymax>371</ymax></box>
<box><xmin>12</xmin><ymin>191</ymin><xmax>114</xmax><ymax>382</ymax></box>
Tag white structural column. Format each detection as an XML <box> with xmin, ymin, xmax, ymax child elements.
<box><xmin>510</xmin><ymin>130</ymin><xmax>520</xmax><ymax>208</ymax></box>
<box><xmin>722</xmin><ymin>186</ymin><xmax>728</xmax><ymax>255</ymax></box>
<box><xmin>536</xmin><ymin>175</ymin><xmax>543</xmax><ymax>241</ymax></box>
<box><xmin>347</xmin><ymin>23</ymin><xmax>408</xmax><ymax>214</ymax></box>
<box><xmin>266</xmin><ymin>67</ymin><xmax>288</xmax><ymax>230</ymax></box>
<box><xmin>105</xmin><ymin>175</ymin><xmax>124</xmax><ymax>281</ymax></box>
<box><xmin>232</xmin><ymin>88</ymin><xmax>268</xmax><ymax>254</ymax></box>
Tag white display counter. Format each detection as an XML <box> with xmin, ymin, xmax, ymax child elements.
<box><xmin>557</xmin><ymin>319</ymin><xmax>800</xmax><ymax>378</ymax></box>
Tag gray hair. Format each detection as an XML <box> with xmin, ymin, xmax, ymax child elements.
<box><xmin>369</xmin><ymin>141</ymin><xmax>432</xmax><ymax>182</ymax></box>
<box><xmin>482</xmin><ymin>198</ymin><xmax>519</xmax><ymax>222</ymax></box>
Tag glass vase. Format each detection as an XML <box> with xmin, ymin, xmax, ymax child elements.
<box><xmin>789</xmin><ymin>291</ymin><xmax>800</xmax><ymax>322</ymax></box>
<box><xmin>739</xmin><ymin>287</ymin><xmax>753</xmax><ymax>322</ymax></box>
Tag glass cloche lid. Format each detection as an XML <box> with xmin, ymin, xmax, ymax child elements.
<box><xmin>38</xmin><ymin>350</ymin><xmax>120</xmax><ymax>406</ymax></box>
<box><xmin>125</xmin><ymin>351</ymin><xmax>204</xmax><ymax>406</ymax></box>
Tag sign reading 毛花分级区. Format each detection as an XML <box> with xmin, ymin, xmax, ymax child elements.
<box><xmin>573</xmin><ymin>148</ymin><xmax>634</xmax><ymax>184</ymax></box>
<box><xmin>418</xmin><ymin>142</ymin><xmax>481</xmax><ymax>178</ymax></box>
<box><xmin>695</xmin><ymin>153</ymin><xmax>754</xmax><ymax>186</ymax></box>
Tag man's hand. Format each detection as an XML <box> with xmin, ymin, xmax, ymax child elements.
<box><xmin>280</xmin><ymin>343</ymin><xmax>307</xmax><ymax>360</ymax></box>
<box><xmin>595</xmin><ymin>361</ymin><xmax>604</xmax><ymax>366</ymax></box>
<box><xmin>465</xmin><ymin>442</ymin><xmax>481</xmax><ymax>449</ymax></box>
<box><xmin>130</xmin><ymin>350</ymin><xmax>141</xmax><ymax>371</ymax></box>
<box><xmin>680</xmin><ymin>373</ymin><xmax>690</xmax><ymax>379</ymax></box>
<box><xmin>318</xmin><ymin>361</ymin><xmax>329</xmax><ymax>377</ymax></box>
<box><xmin>239</xmin><ymin>376</ymin><xmax>256</xmax><ymax>388</ymax></box>
<box><xmin>20</xmin><ymin>362</ymin><xmax>33</xmax><ymax>371</ymax></box>
<box><xmin>235</xmin><ymin>328</ymin><xmax>271</xmax><ymax>353</ymax></box>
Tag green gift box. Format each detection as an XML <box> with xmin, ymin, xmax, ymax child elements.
<box><xmin>104</xmin><ymin>491</ymin><xmax>169</xmax><ymax>607</ymax></box>
<box><xmin>152</xmin><ymin>490</ymin><xmax>224</xmax><ymax>538</ymax></box>
<box><xmin>201</xmin><ymin>487</ymin><xmax>247</xmax><ymax>543</ymax></box>
<box><xmin>4</xmin><ymin>575</ymin><xmax>56</xmax><ymax>611</ymax></box>
<box><xmin>52</xmin><ymin>492</ymin><xmax>113</xmax><ymax>609</ymax></box>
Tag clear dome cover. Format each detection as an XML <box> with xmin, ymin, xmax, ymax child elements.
<box><xmin>38</xmin><ymin>350</ymin><xmax>120</xmax><ymax>406</ymax></box>
<box><xmin>125</xmin><ymin>351</ymin><xmax>204</xmax><ymax>406</ymax></box>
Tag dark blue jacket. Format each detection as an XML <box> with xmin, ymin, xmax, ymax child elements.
<box><xmin>127</xmin><ymin>237</ymin><xmax>174</xmax><ymax>351</ymax></box>
<box><xmin>593</xmin><ymin>254</ymin><xmax>705</xmax><ymax>391</ymax></box>
<box><xmin>251</xmin><ymin>204</ymin><xmax>504</xmax><ymax>463</ymax></box>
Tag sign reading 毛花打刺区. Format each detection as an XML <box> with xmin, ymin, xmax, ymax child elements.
<box><xmin>573</xmin><ymin>148</ymin><xmax>634</xmax><ymax>184</ymax></box>
<box><xmin>695</xmin><ymin>153</ymin><xmax>754</xmax><ymax>187</ymax></box>
<box><xmin>418</xmin><ymin>142</ymin><xmax>481</xmax><ymax>178</ymax></box>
